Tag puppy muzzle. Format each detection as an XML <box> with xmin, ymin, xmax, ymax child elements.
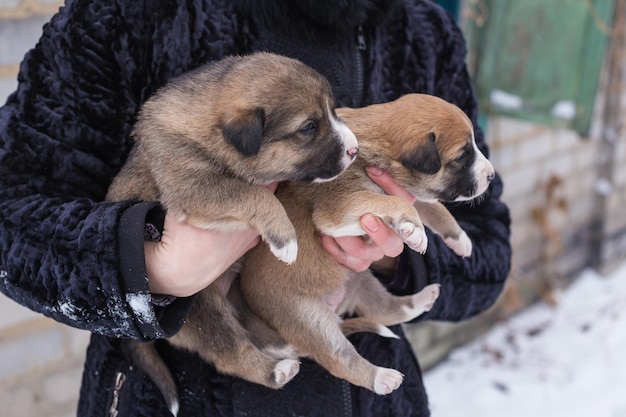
<box><xmin>467</xmin><ymin>156</ymin><xmax>495</xmax><ymax>200</ymax></box>
<box><xmin>338</xmin><ymin>122</ymin><xmax>359</xmax><ymax>170</ymax></box>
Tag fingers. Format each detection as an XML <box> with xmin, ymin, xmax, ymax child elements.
<box><xmin>319</xmin><ymin>169</ymin><xmax>412</xmax><ymax>273</ymax></box>
<box><xmin>366</xmin><ymin>166</ymin><xmax>416</xmax><ymax>204</ymax></box>
<box><xmin>145</xmin><ymin>213</ymin><xmax>262</xmax><ymax>297</ymax></box>
<box><xmin>320</xmin><ymin>215</ymin><xmax>404</xmax><ymax>273</ymax></box>
<box><xmin>360</xmin><ymin>214</ymin><xmax>405</xmax><ymax>258</ymax></box>
<box><xmin>320</xmin><ymin>234</ymin><xmax>382</xmax><ymax>272</ymax></box>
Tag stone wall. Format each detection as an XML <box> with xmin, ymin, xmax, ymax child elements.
<box><xmin>405</xmin><ymin>2</ymin><xmax>626</xmax><ymax>369</ymax></box>
<box><xmin>0</xmin><ymin>3</ymin><xmax>89</xmax><ymax>417</ymax></box>
<box><xmin>0</xmin><ymin>0</ymin><xmax>60</xmax><ymax>100</ymax></box>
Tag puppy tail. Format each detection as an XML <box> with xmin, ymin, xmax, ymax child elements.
<box><xmin>340</xmin><ymin>318</ymin><xmax>399</xmax><ymax>339</ymax></box>
<box><xmin>123</xmin><ymin>340</ymin><xmax>180</xmax><ymax>416</ymax></box>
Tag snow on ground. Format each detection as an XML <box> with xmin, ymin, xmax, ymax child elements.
<box><xmin>424</xmin><ymin>261</ymin><xmax>626</xmax><ymax>417</ymax></box>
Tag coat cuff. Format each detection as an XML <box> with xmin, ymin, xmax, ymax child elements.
<box><xmin>117</xmin><ymin>202</ymin><xmax>193</xmax><ymax>340</ymax></box>
<box><xmin>379</xmin><ymin>248</ymin><xmax>429</xmax><ymax>297</ymax></box>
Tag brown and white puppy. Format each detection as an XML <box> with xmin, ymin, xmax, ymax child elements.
<box><xmin>106</xmin><ymin>52</ymin><xmax>358</xmax><ymax>416</ymax></box>
<box><xmin>239</xmin><ymin>93</ymin><xmax>495</xmax><ymax>396</ymax></box>
<box><xmin>108</xmin><ymin>52</ymin><xmax>358</xmax><ymax>264</ymax></box>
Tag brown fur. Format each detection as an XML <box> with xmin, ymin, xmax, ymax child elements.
<box><xmin>239</xmin><ymin>94</ymin><xmax>495</xmax><ymax>395</ymax></box>
<box><xmin>107</xmin><ymin>52</ymin><xmax>358</xmax><ymax>264</ymax></box>
<box><xmin>106</xmin><ymin>52</ymin><xmax>358</xmax><ymax>416</ymax></box>
<box><xmin>111</xmin><ymin>74</ymin><xmax>495</xmax><ymax>407</ymax></box>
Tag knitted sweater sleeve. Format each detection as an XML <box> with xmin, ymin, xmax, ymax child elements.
<box><xmin>385</xmin><ymin>2</ymin><xmax>512</xmax><ymax>321</ymax></box>
<box><xmin>0</xmin><ymin>0</ymin><xmax>195</xmax><ymax>340</ymax></box>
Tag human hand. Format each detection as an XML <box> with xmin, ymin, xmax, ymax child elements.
<box><xmin>145</xmin><ymin>183</ymin><xmax>278</xmax><ymax>297</ymax></box>
<box><xmin>319</xmin><ymin>167</ymin><xmax>415</xmax><ymax>274</ymax></box>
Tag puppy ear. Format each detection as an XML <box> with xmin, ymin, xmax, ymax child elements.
<box><xmin>222</xmin><ymin>108</ymin><xmax>265</xmax><ymax>157</ymax></box>
<box><xmin>401</xmin><ymin>132</ymin><xmax>441</xmax><ymax>174</ymax></box>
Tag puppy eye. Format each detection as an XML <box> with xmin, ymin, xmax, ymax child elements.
<box><xmin>300</xmin><ymin>122</ymin><xmax>317</xmax><ymax>133</ymax></box>
<box><xmin>455</xmin><ymin>151</ymin><xmax>467</xmax><ymax>162</ymax></box>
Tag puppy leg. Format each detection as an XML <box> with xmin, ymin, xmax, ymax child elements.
<box><xmin>338</xmin><ymin>271</ymin><xmax>440</xmax><ymax>326</ymax></box>
<box><xmin>164</xmin><ymin>181</ymin><xmax>299</xmax><ymax>264</ymax></box>
<box><xmin>226</xmin><ymin>278</ymin><xmax>299</xmax><ymax>360</ymax></box>
<box><xmin>340</xmin><ymin>317</ymin><xmax>399</xmax><ymax>339</ymax></box>
<box><xmin>313</xmin><ymin>191</ymin><xmax>428</xmax><ymax>254</ymax></box>
<box><xmin>413</xmin><ymin>200</ymin><xmax>472</xmax><ymax>257</ymax></box>
<box><xmin>170</xmin><ymin>287</ymin><xmax>300</xmax><ymax>388</ymax></box>
<box><xmin>273</xmin><ymin>299</ymin><xmax>403</xmax><ymax>395</ymax></box>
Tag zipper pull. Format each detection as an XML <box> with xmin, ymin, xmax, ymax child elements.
<box><xmin>356</xmin><ymin>25</ymin><xmax>367</xmax><ymax>50</ymax></box>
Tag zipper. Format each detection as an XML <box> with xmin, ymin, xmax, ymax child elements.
<box><xmin>341</xmin><ymin>380</ymin><xmax>353</xmax><ymax>417</ymax></box>
<box><xmin>356</xmin><ymin>25</ymin><xmax>367</xmax><ymax>50</ymax></box>
<box><xmin>108</xmin><ymin>370</ymin><xmax>127</xmax><ymax>417</ymax></box>
<box><xmin>354</xmin><ymin>25</ymin><xmax>367</xmax><ymax>107</ymax></box>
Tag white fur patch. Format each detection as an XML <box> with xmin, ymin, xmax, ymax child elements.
<box><xmin>373</xmin><ymin>367</ymin><xmax>404</xmax><ymax>395</ymax></box>
<box><xmin>270</xmin><ymin>239</ymin><xmax>298</xmax><ymax>264</ymax></box>
<box><xmin>444</xmin><ymin>231</ymin><xmax>473</xmax><ymax>257</ymax></box>
<box><xmin>403</xmin><ymin>283</ymin><xmax>441</xmax><ymax>318</ymax></box>
<box><xmin>376</xmin><ymin>325</ymin><xmax>400</xmax><ymax>339</ymax></box>
<box><xmin>273</xmin><ymin>359</ymin><xmax>301</xmax><ymax>385</ymax></box>
<box><xmin>321</xmin><ymin>222</ymin><xmax>366</xmax><ymax>237</ymax></box>
<box><xmin>329</xmin><ymin>101</ymin><xmax>358</xmax><ymax>169</ymax></box>
<box><xmin>399</xmin><ymin>222</ymin><xmax>428</xmax><ymax>254</ymax></box>
<box><xmin>170</xmin><ymin>400</ymin><xmax>180</xmax><ymax>417</ymax></box>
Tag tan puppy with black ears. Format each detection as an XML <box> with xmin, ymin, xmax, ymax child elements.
<box><xmin>240</xmin><ymin>93</ymin><xmax>495</xmax><ymax>396</ymax></box>
<box><xmin>106</xmin><ymin>52</ymin><xmax>358</xmax><ymax>415</ymax></box>
<box><xmin>108</xmin><ymin>52</ymin><xmax>358</xmax><ymax>264</ymax></box>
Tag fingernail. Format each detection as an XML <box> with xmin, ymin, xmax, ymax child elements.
<box><xmin>366</xmin><ymin>166</ymin><xmax>383</xmax><ymax>176</ymax></box>
<box><xmin>362</xmin><ymin>214</ymin><xmax>380</xmax><ymax>232</ymax></box>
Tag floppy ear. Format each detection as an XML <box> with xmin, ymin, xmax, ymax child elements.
<box><xmin>401</xmin><ymin>132</ymin><xmax>441</xmax><ymax>174</ymax></box>
<box><xmin>222</xmin><ymin>108</ymin><xmax>265</xmax><ymax>157</ymax></box>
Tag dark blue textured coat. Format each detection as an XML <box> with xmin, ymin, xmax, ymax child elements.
<box><xmin>0</xmin><ymin>0</ymin><xmax>511</xmax><ymax>415</ymax></box>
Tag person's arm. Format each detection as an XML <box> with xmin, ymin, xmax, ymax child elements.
<box><xmin>0</xmin><ymin>0</ymin><xmax>246</xmax><ymax>340</ymax></box>
<box><xmin>0</xmin><ymin>1</ymin><xmax>174</xmax><ymax>341</ymax></box>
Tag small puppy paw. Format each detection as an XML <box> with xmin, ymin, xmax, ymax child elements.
<box><xmin>444</xmin><ymin>231</ymin><xmax>472</xmax><ymax>257</ymax></box>
<box><xmin>398</xmin><ymin>222</ymin><xmax>428</xmax><ymax>254</ymax></box>
<box><xmin>373</xmin><ymin>367</ymin><xmax>404</xmax><ymax>395</ymax></box>
<box><xmin>273</xmin><ymin>359</ymin><xmax>300</xmax><ymax>386</ymax></box>
<box><xmin>411</xmin><ymin>283</ymin><xmax>440</xmax><ymax>314</ymax></box>
<box><xmin>269</xmin><ymin>239</ymin><xmax>298</xmax><ymax>264</ymax></box>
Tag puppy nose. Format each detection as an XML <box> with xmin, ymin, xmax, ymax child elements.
<box><xmin>487</xmin><ymin>171</ymin><xmax>495</xmax><ymax>182</ymax></box>
<box><xmin>346</xmin><ymin>146</ymin><xmax>359</xmax><ymax>159</ymax></box>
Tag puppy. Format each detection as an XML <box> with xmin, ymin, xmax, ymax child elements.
<box><xmin>106</xmin><ymin>52</ymin><xmax>358</xmax><ymax>415</ymax></box>
<box><xmin>114</xmin><ymin>90</ymin><xmax>494</xmax><ymax>410</ymax></box>
<box><xmin>108</xmin><ymin>52</ymin><xmax>358</xmax><ymax>263</ymax></box>
<box><xmin>239</xmin><ymin>93</ymin><xmax>496</xmax><ymax>395</ymax></box>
